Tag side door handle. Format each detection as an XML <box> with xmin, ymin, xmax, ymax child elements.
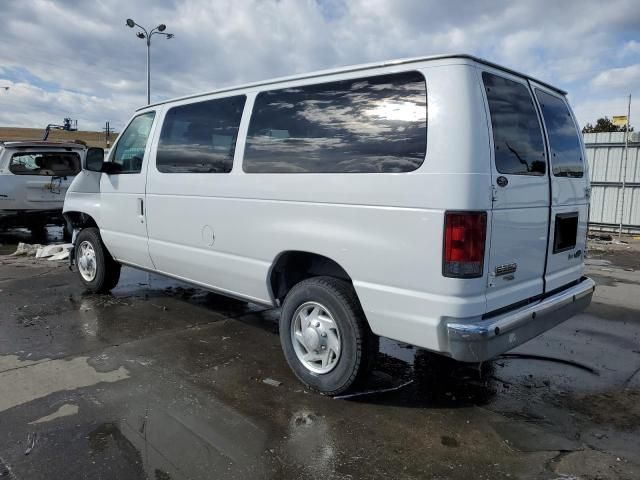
<box><xmin>137</xmin><ymin>197</ymin><xmax>144</xmax><ymax>222</ymax></box>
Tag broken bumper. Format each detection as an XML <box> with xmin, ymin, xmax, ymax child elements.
<box><xmin>446</xmin><ymin>277</ymin><xmax>595</xmax><ymax>362</ymax></box>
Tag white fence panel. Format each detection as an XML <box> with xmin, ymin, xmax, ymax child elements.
<box><xmin>585</xmin><ymin>132</ymin><xmax>640</xmax><ymax>233</ymax></box>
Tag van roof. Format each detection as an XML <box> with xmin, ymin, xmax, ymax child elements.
<box><xmin>0</xmin><ymin>140</ymin><xmax>87</xmax><ymax>150</ymax></box>
<box><xmin>139</xmin><ymin>53</ymin><xmax>566</xmax><ymax>111</ymax></box>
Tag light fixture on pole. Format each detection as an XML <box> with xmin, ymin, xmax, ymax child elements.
<box><xmin>125</xmin><ymin>19</ymin><xmax>174</xmax><ymax>105</ymax></box>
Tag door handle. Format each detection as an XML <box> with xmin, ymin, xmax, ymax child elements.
<box><xmin>137</xmin><ymin>197</ymin><xmax>144</xmax><ymax>221</ymax></box>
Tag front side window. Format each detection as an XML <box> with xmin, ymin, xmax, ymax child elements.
<box><xmin>156</xmin><ymin>95</ymin><xmax>246</xmax><ymax>173</ymax></box>
<box><xmin>483</xmin><ymin>72</ymin><xmax>546</xmax><ymax>176</ymax></box>
<box><xmin>9</xmin><ymin>152</ymin><xmax>81</xmax><ymax>176</ymax></box>
<box><xmin>243</xmin><ymin>71</ymin><xmax>427</xmax><ymax>173</ymax></box>
<box><xmin>111</xmin><ymin>111</ymin><xmax>156</xmax><ymax>174</ymax></box>
<box><xmin>535</xmin><ymin>90</ymin><xmax>584</xmax><ymax>178</ymax></box>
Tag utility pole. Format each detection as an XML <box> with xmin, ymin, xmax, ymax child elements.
<box><xmin>103</xmin><ymin>121</ymin><xmax>112</xmax><ymax>147</ymax></box>
<box><xmin>618</xmin><ymin>94</ymin><xmax>632</xmax><ymax>240</ymax></box>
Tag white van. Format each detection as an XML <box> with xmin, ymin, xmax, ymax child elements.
<box><xmin>1</xmin><ymin>141</ymin><xmax>84</xmax><ymax>238</ymax></box>
<box><xmin>64</xmin><ymin>54</ymin><xmax>595</xmax><ymax>395</ymax></box>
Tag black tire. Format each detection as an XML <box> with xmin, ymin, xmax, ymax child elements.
<box><xmin>62</xmin><ymin>218</ymin><xmax>73</xmax><ymax>242</ymax></box>
<box><xmin>279</xmin><ymin>276</ymin><xmax>378</xmax><ymax>395</ymax></box>
<box><xmin>74</xmin><ymin>227</ymin><xmax>121</xmax><ymax>293</ymax></box>
<box><xmin>28</xmin><ymin>220</ymin><xmax>48</xmax><ymax>242</ymax></box>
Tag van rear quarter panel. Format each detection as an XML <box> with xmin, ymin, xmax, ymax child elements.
<box><xmin>143</xmin><ymin>62</ymin><xmax>492</xmax><ymax>352</ymax></box>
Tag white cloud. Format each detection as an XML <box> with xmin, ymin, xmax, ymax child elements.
<box><xmin>592</xmin><ymin>64</ymin><xmax>640</xmax><ymax>90</ymax></box>
<box><xmin>622</xmin><ymin>40</ymin><xmax>640</xmax><ymax>56</ymax></box>
<box><xmin>0</xmin><ymin>0</ymin><xmax>639</xmax><ymax>130</ymax></box>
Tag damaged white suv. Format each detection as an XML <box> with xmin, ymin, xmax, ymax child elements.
<box><xmin>64</xmin><ymin>54</ymin><xmax>595</xmax><ymax>395</ymax></box>
<box><xmin>0</xmin><ymin>140</ymin><xmax>84</xmax><ymax>238</ymax></box>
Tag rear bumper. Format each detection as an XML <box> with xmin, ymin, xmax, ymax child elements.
<box><xmin>446</xmin><ymin>277</ymin><xmax>595</xmax><ymax>362</ymax></box>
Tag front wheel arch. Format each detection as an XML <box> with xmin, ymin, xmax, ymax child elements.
<box><xmin>63</xmin><ymin>211</ymin><xmax>98</xmax><ymax>230</ymax></box>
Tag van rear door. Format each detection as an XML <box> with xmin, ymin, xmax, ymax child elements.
<box><xmin>481</xmin><ymin>71</ymin><xmax>550</xmax><ymax>312</ymax></box>
<box><xmin>531</xmin><ymin>84</ymin><xmax>589</xmax><ymax>292</ymax></box>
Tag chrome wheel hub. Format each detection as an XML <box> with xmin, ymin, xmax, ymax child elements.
<box><xmin>77</xmin><ymin>240</ymin><xmax>97</xmax><ymax>282</ymax></box>
<box><xmin>291</xmin><ymin>301</ymin><xmax>342</xmax><ymax>374</ymax></box>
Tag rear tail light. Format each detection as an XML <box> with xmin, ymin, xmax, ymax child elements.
<box><xmin>443</xmin><ymin>211</ymin><xmax>487</xmax><ymax>278</ymax></box>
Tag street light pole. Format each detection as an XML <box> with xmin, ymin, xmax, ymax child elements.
<box><xmin>146</xmin><ymin>35</ymin><xmax>151</xmax><ymax>105</ymax></box>
<box><xmin>125</xmin><ymin>19</ymin><xmax>174</xmax><ymax>105</ymax></box>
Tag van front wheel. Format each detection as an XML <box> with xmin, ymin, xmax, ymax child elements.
<box><xmin>279</xmin><ymin>276</ymin><xmax>378</xmax><ymax>395</ymax></box>
<box><xmin>74</xmin><ymin>227</ymin><xmax>121</xmax><ymax>293</ymax></box>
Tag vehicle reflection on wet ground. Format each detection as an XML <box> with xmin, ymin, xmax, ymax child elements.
<box><xmin>0</xmin><ymin>228</ymin><xmax>639</xmax><ymax>479</ymax></box>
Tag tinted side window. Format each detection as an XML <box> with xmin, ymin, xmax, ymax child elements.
<box><xmin>483</xmin><ymin>73</ymin><xmax>546</xmax><ymax>176</ymax></box>
<box><xmin>10</xmin><ymin>152</ymin><xmax>81</xmax><ymax>176</ymax></box>
<box><xmin>535</xmin><ymin>90</ymin><xmax>584</xmax><ymax>178</ymax></box>
<box><xmin>112</xmin><ymin>112</ymin><xmax>156</xmax><ymax>174</ymax></box>
<box><xmin>157</xmin><ymin>96</ymin><xmax>246</xmax><ymax>173</ymax></box>
<box><xmin>243</xmin><ymin>71</ymin><xmax>427</xmax><ymax>173</ymax></box>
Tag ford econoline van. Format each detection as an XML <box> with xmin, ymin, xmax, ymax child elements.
<box><xmin>1</xmin><ymin>140</ymin><xmax>84</xmax><ymax>238</ymax></box>
<box><xmin>63</xmin><ymin>54</ymin><xmax>594</xmax><ymax>395</ymax></box>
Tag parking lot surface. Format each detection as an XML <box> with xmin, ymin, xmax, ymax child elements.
<box><xmin>0</xmin><ymin>229</ymin><xmax>639</xmax><ymax>479</ymax></box>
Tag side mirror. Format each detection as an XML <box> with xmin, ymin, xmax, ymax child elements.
<box><xmin>85</xmin><ymin>147</ymin><xmax>104</xmax><ymax>172</ymax></box>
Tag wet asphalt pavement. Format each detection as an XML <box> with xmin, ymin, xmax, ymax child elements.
<box><xmin>0</xmin><ymin>229</ymin><xmax>639</xmax><ymax>479</ymax></box>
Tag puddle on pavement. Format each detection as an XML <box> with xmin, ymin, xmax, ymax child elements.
<box><xmin>87</xmin><ymin>423</ymin><xmax>148</xmax><ymax>479</ymax></box>
<box><xmin>29</xmin><ymin>403</ymin><xmax>79</xmax><ymax>424</ymax></box>
<box><xmin>0</xmin><ymin>355</ymin><xmax>129</xmax><ymax>412</ymax></box>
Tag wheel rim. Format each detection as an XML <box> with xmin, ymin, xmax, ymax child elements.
<box><xmin>291</xmin><ymin>301</ymin><xmax>342</xmax><ymax>374</ymax></box>
<box><xmin>77</xmin><ymin>240</ymin><xmax>97</xmax><ymax>282</ymax></box>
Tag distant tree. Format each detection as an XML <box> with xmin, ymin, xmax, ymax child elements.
<box><xmin>582</xmin><ymin>116</ymin><xmax>634</xmax><ymax>133</ymax></box>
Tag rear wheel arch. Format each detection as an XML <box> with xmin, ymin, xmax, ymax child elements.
<box><xmin>268</xmin><ymin>251</ymin><xmax>354</xmax><ymax>304</ymax></box>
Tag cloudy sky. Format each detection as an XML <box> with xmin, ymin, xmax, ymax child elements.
<box><xmin>0</xmin><ymin>0</ymin><xmax>638</xmax><ymax>132</ymax></box>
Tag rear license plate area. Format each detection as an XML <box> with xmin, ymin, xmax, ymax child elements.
<box><xmin>553</xmin><ymin>212</ymin><xmax>578</xmax><ymax>253</ymax></box>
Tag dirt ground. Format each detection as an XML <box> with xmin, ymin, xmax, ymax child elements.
<box><xmin>586</xmin><ymin>234</ymin><xmax>640</xmax><ymax>271</ymax></box>
<box><xmin>0</xmin><ymin>228</ymin><xmax>639</xmax><ymax>479</ymax></box>
<box><xmin>0</xmin><ymin>127</ymin><xmax>116</xmax><ymax>148</ymax></box>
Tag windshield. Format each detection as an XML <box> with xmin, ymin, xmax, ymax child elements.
<box><xmin>10</xmin><ymin>151</ymin><xmax>82</xmax><ymax>176</ymax></box>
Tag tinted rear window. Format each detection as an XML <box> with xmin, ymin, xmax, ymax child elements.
<box><xmin>535</xmin><ymin>89</ymin><xmax>584</xmax><ymax>178</ymax></box>
<box><xmin>157</xmin><ymin>95</ymin><xmax>246</xmax><ymax>173</ymax></box>
<box><xmin>483</xmin><ymin>72</ymin><xmax>546</xmax><ymax>176</ymax></box>
<box><xmin>243</xmin><ymin>71</ymin><xmax>427</xmax><ymax>173</ymax></box>
<box><xmin>10</xmin><ymin>152</ymin><xmax>81</xmax><ymax>176</ymax></box>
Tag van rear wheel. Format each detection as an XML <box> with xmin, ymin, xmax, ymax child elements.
<box><xmin>279</xmin><ymin>276</ymin><xmax>378</xmax><ymax>395</ymax></box>
<box><xmin>75</xmin><ymin>227</ymin><xmax>121</xmax><ymax>293</ymax></box>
